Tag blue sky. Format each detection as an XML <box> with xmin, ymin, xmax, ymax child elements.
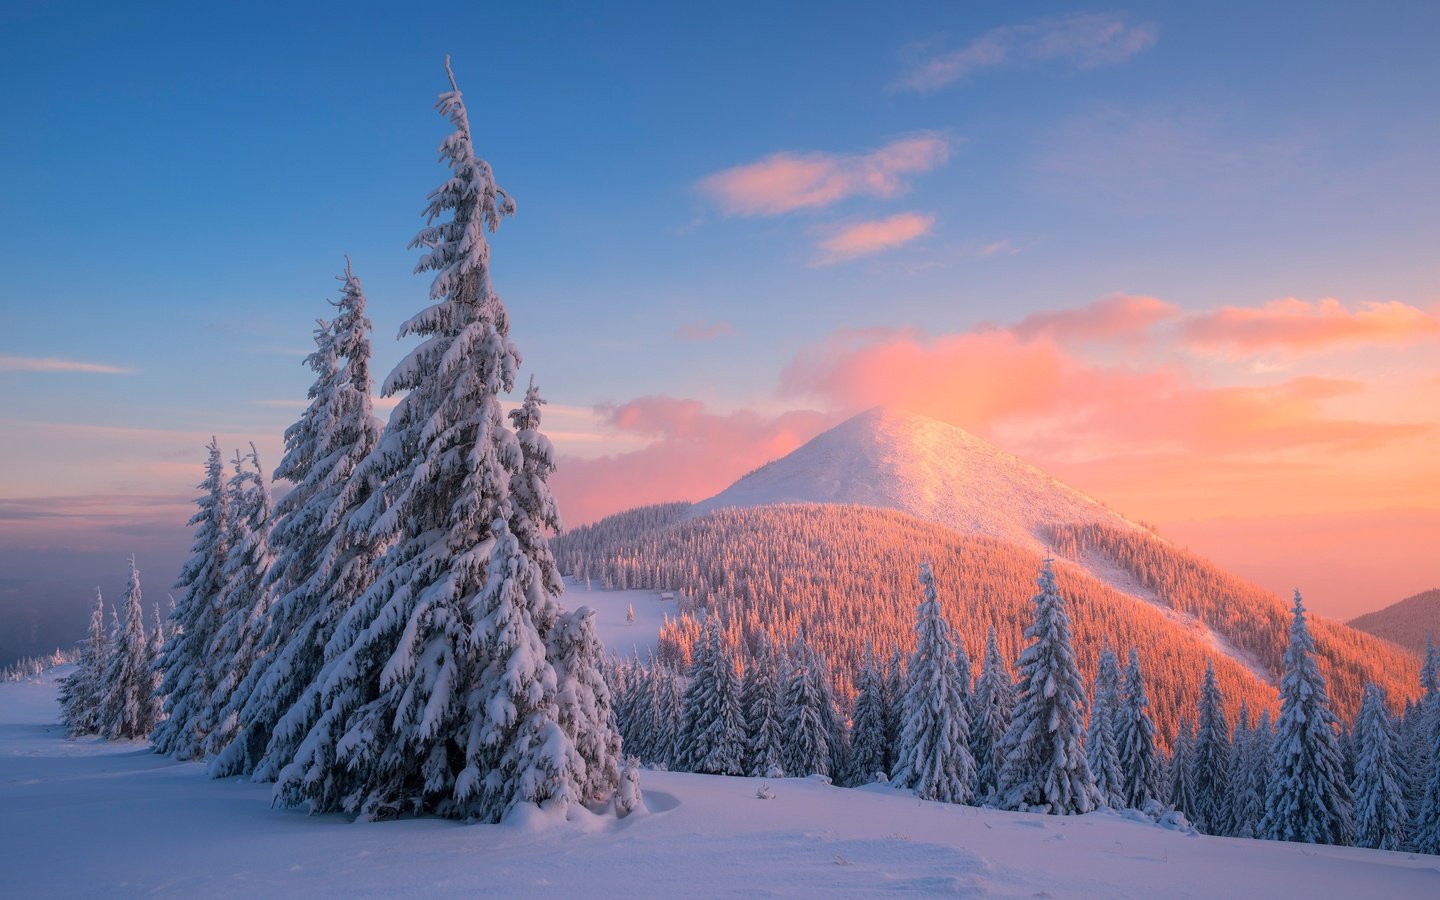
<box><xmin>2</xmin><ymin>1</ymin><xmax>1438</xmax><ymax>656</ymax></box>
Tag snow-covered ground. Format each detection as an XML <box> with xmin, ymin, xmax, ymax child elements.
<box><xmin>564</xmin><ymin>576</ymin><xmax>670</xmax><ymax>661</ymax></box>
<box><xmin>3</xmin><ymin>672</ymin><xmax>1437</xmax><ymax>897</ymax></box>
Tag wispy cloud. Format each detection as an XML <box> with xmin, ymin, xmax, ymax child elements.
<box><xmin>674</xmin><ymin>321</ymin><xmax>738</xmax><ymax>342</ymax></box>
<box><xmin>814</xmin><ymin>212</ymin><xmax>935</xmax><ymax>265</ymax></box>
<box><xmin>1182</xmin><ymin>298</ymin><xmax>1440</xmax><ymax>356</ymax></box>
<box><xmin>0</xmin><ymin>355</ymin><xmax>135</xmax><ymax>374</ymax></box>
<box><xmin>896</xmin><ymin>13</ymin><xmax>1157</xmax><ymax>92</ymax></box>
<box><xmin>698</xmin><ymin>136</ymin><xmax>950</xmax><ymax>217</ymax></box>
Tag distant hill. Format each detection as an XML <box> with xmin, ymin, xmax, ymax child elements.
<box><xmin>1348</xmin><ymin>588</ymin><xmax>1440</xmax><ymax>657</ymax></box>
<box><xmin>555</xmin><ymin>408</ymin><xmax>1420</xmax><ymax>737</ymax></box>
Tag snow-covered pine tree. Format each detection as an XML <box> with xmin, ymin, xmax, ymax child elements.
<box><xmin>970</xmin><ymin>626</ymin><xmax>1014</xmax><ymax>804</ymax></box>
<box><xmin>1229</xmin><ymin>701</ymin><xmax>1263</xmax><ymax>839</ymax></box>
<box><xmin>883</xmin><ymin>647</ymin><xmax>905</xmax><ymax>777</ymax></box>
<box><xmin>1409</xmin><ymin>637</ymin><xmax>1439</xmax><ymax>852</ymax></box>
<box><xmin>780</xmin><ymin>634</ymin><xmax>831</xmax><ymax>778</ymax></box>
<box><xmin>276</xmin><ymin>60</ymin><xmax>601</xmax><ymax>822</ymax></box>
<box><xmin>1168</xmin><ymin>717</ymin><xmax>1198</xmax><ymax>821</ymax></box>
<box><xmin>549</xmin><ymin>606</ymin><xmax>622</xmax><ymax>804</ymax></box>
<box><xmin>1086</xmin><ymin>645</ymin><xmax>1124</xmax><ymax>809</ymax></box>
<box><xmin>742</xmin><ymin>636</ymin><xmax>785</xmax><ymax>777</ymax></box>
<box><xmin>202</xmin><ymin>445</ymin><xmax>277</xmax><ymax>767</ymax></box>
<box><xmin>152</xmin><ymin>439</ymin><xmax>230</xmax><ymax>759</ymax></box>
<box><xmin>1260</xmin><ymin>590</ymin><xmax>1352</xmax><ymax>845</ymax></box>
<box><xmin>98</xmin><ymin>557</ymin><xmax>160</xmax><ymax>739</ymax></box>
<box><xmin>1350</xmin><ymin>683</ymin><xmax>1408</xmax><ymax>850</ymax></box>
<box><xmin>807</xmin><ymin>640</ymin><xmax>849</xmax><ymax>779</ymax></box>
<box><xmin>59</xmin><ymin>589</ymin><xmax>107</xmax><ymax>736</ymax></box>
<box><xmin>149</xmin><ymin>604</ymin><xmax>166</xmax><ymax>712</ymax></box>
<box><xmin>218</xmin><ymin>260</ymin><xmax>382</xmax><ymax>782</ymax></box>
<box><xmin>1117</xmin><ymin>648</ymin><xmax>1161</xmax><ymax>810</ymax></box>
<box><xmin>1191</xmin><ymin>661</ymin><xmax>1233</xmax><ymax>835</ymax></box>
<box><xmin>893</xmin><ymin>563</ymin><xmax>974</xmax><ymax>804</ymax></box>
<box><xmin>847</xmin><ymin>644</ymin><xmax>889</xmax><ymax>785</ymax></box>
<box><xmin>997</xmin><ymin>560</ymin><xmax>1099</xmax><ymax>814</ymax></box>
<box><xmin>678</xmin><ymin>616</ymin><xmax>747</xmax><ymax>775</ymax></box>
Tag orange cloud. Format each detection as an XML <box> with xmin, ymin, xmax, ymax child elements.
<box><xmin>697</xmin><ymin>137</ymin><xmax>949</xmax><ymax>217</ymax></box>
<box><xmin>1182</xmin><ymin>297</ymin><xmax>1440</xmax><ymax>356</ymax></box>
<box><xmin>0</xmin><ymin>355</ymin><xmax>135</xmax><ymax>374</ymax></box>
<box><xmin>1011</xmin><ymin>293</ymin><xmax>1178</xmax><ymax>342</ymax></box>
<box><xmin>814</xmin><ymin>212</ymin><xmax>935</xmax><ymax>264</ymax></box>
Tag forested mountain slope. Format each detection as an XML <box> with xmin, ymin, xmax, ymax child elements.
<box><xmin>1349</xmin><ymin>588</ymin><xmax>1440</xmax><ymax>657</ymax></box>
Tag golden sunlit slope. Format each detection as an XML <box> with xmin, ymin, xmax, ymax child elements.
<box><xmin>1348</xmin><ymin>588</ymin><xmax>1440</xmax><ymax>657</ymax></box>
<box><xmin>553</xmin><ymin>408</ymin><xmax>1419</xmax><ymax>736</ymax></box>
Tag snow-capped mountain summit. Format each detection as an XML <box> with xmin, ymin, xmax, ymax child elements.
<box><xmin>694</xmin><ymin>407</ymin><xmax>1140</xmax><ymax>552</ymax></box>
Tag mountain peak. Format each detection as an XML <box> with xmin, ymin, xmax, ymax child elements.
<box><xmin>694</xmin><ymin>406</ymin><xmax>1140</xmax><ymax>551</ymax></box>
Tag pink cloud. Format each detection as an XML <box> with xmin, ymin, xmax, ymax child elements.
<box><xmin>1011</xmin><ymin>293</ymin><xmax>1179</xmax><ymax>343</ymax></box>
<box><xmin>814</xmin><ymin>212</ymin><xmax>935</xmax><ymax>264</ymax></box>
<box><xmin>697</xmin><ymin>137</ymin><xmax>949</xmax><ymax>217</ymax></box>
<box><xmin>0</xmin><ymin>355</ymin><xmax>134</xmax><ymax>374</ymax></box>
<box><xmin>550</xmin><ymin>400</ymin><xmax>835</xmax><ymax>527</ymax></box>
<box><xmin>674</xmin><ymin>321</ymin><xmax>738</xmax><ymax>342</ymax></box>
<box><xmin>1182</xmin><ymin>297</ymin><xmax>1440</xmax><ymax>355</ymax></box>
<box><xmin>897</xmin><ymin>13</ymin><xmax>1157</xmax><ymax>92</ymax></box>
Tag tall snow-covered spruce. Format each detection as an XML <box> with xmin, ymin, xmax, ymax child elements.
<box><xmin>997</xmin><ymin>560</ymin><xmax>1099</xmax><ymax>814</ymax></box>
<box><xmin>98</xmin><ymin>557</ymin><xmax>161</xmax><ymax>739</ymax></box>
<box><xmin>273</xmin><ymin>58</ymin><xmax>618</xmax><ymax>822</ymax></box>
<box><xmin>59</xmin><ymin>589</ymin><xmax>108</xmax><ymax>736</ymax></box>
<box><xmin>1260</xmin><ymin>590</ymin><xmax>1352</xmax><ymax>845</ymax></box>
<box><xmin>893</xmin><ymin>563</ymin><xmax>975</xmax><ymax>804</ymax></box>
<box><xmin>224</xmin><ymin>261</ymin><xmax>383</xmax><ymax>783</ymax></box>
<box><xmin>152</xmin><ymin>439</ymin><xmax>230</xmax><ymax>759</ymax></box>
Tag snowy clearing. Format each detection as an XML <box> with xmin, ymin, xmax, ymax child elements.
<box><xmin>565</xmin><ymin>576</ymin><xmax>670</xmax><ymax>661</ymax></box>
<box><xmin>3</xmin><ymin>671</ymin><xmax>1437</xmax><ymax>898</ymax></box>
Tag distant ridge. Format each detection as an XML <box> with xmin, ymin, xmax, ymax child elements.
<box><xmin>1349</xmin><ymin>588</ymin><xmax>1440</xmax><ymax>657</ymax></box>
<box><xmin>693</xmin><ymin>407</ymin><xmax>1142</xmax><ymax>553</ymax></box>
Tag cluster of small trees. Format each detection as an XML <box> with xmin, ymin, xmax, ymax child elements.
<box><xmin>612</xmin><ymin>563</ymin><xmax>1440</xmax><ymax>852</ymax></box>
<box><xmin>58</xmin><ymin>558</ymin><xmax>165</xmax><ymax>740</ymax></box>
<box><xmin>61</xmin><ymin>60</ymin><xmax>624</xmax><ymax>824</ymax></box>
<box><xmin>2</xmin><ymin>648</ymin><xmax>78</xmax><ymax>683</ymax></box>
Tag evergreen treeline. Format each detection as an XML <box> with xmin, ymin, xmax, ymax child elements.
<box><xmin>608</xmin><ymin>563</ymin><xmax>1440</xmax><ymax>852</ymax></box>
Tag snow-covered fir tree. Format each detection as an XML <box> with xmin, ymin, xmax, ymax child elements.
<box><xmin>1409</xmin><ymin>637</ymin><xmax>1439</xmax><ymax>852</ymax></box>
<box><xmin>203</xmin><ymin>445</ymin><xmax>278</xmax><ymax>766</ymax></box>
<box><xmin>218</xmin><ymin>260</ymin><xmax>382</xmax><ymax>782</ymax></box>
<box><xmin>1191</xmin><ymin>661</ymin><xmax>1233</xmax><ymax>835</ymax></box>
<box><xmin>152</xmin><ymin>439</ymin><xmax>230</xmax><ymax>760</ymax></box>
<box><xmin>1086</xmin><ymin>645</ymin><xmax>1124</xmax><ymax>809</ymax></box>
<box><xmin>997</xmin><ymin>560</ymin><xmax>1099</xmax><ymax>814</ymax></box>
<box><xmin>1117</xmin><ymin>648</ymin><xmax>1161</xmax><ymax>810</ymax></box>
<box><xmin>1168</xmin><ymin>717</ymin><xmax>1198</xmax><ymax>821</ymax></box>
<box><xmin>742</xmin><ymin>636</ymin><xmax>785</xmax><ymax>777</ymax></box>
<box><xmin>98</xmin><ymin>557</ymin><xmax>160</xmax><ymax>739</ymax></box>
<box><xmin>678</xmin><ymin>616</ymin><xmax>747</xmax><ymax>775</ymax></box>
<box><xmin>883</xmin><ymin>647</ymin><xmax>905</xmax><ymax>777</ymax></box>
<box><xmin>847</xmin><ymin>644</ymin><xmax>890</xmax><ymax>785</ymax></box>
<box><xmin>275</xmin><ymin>59</ymin><xmax>613</xmax><ymax>821</ymax></box>
<box><xmin>548</xmin><ymin>606</ymin><xmax>623</xmax><ymax>804</ymax></box>
<box><xmin>969</xmin><ymin>626</ymin><xmax>1015</xmax><ymax>804</ymax></box>
<box><xmin>780</xmin><ymin>634</ymin><xmax>833</xmax><ymax>778</ymax></box>
<box><xmin>1260</xmin><ymin>590</ymin><xmax>1352</xmax><ymax>845</ymax></box>
<box><xmin>1228</xmin><ymin>701</ymin><xmax>1266</xmax><ymax>840</ymax></box>
<box><xmin>893</xmin><ymin>563</ymin><xmax>974</xmax><ymax>804</ymax></box>
<box><xmin>1350</xmin><ymin>682</ymin><xmax>1408</xmax><ymax>851</ymax></box>
<box><xmin>59</xmin><ymin>589</ymin><xmax>108</xmax><ymax>736</ymax></box>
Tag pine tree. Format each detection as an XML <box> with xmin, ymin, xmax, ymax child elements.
<box><xmin>1260</xmin><ymin>590</ymin><xmax>1352</xmax><ymax>845</ymax></box>
<box><xmin>1409</xmin><ymin>637</ymin><xmax>1439</xmax><ymax>851</ymax></box>
<box><xmin>549</xmin><ymin>606</ymin><xmax>622</xmax><ymax>804</ymax></box>
<box><xmin>780</xmin><ymin>635</ymin><xmax>831</xmax><ymax>778</ymax></box>
<box><xmin>847</xmin><ymin>645</ymin><xmax>890</xmax><ymax>785</ymax></box>
<box><xmin>59</xmin><ymin>589</ymin><xmax>108</xmax><ymax>736</ymax></box>
<box><xmin>1116</xmin><ymin>649</ymin><xmax>1161</xmax><ymax>810</ymax></box>
<box><xmin>1168</xmin><ymin>717</ymin><xmax>1198</xmax><ymax>821</ymax></box>
<box><xmin>1351</xmin><ymin>683</ymin><xmax>1408</xmax><ymax>850</ymax></box>
<box><xmin>1191</xmin><ymin>661</ymin><xmax>1233</xmax><ymax>835</ymax></box>
<box><xmin>1086</xmin><ymin>646</ymin><xmax>1124</xmax><ymax>809</ymax></box>
<box><xmin>218</xmin><ymin>260</ymin><xmax>382</xmax><ymax>782</ymax></box>
<box><xmin>883</xmin><ymin>648</ymin><xmax>906</xmax><ymax>777</ymax></box>
<box><xmin>1229</xmin><ymin>701</ymin><xmax>1266</xmax><ymax>839</ymax></box>
<box><xmin>98</xmin><ymin>557</ymin><xmax>160</xmax><ymax>739</ymax></box>
<box><xmin>969</xmin><ymin>626</ymin><xmax>1014</xmax><ymax>803</ymax></box>
<box><xmin>742</xmin><ymin>637</ymin><xmax>785</xmax><ymax>777</ymax></box>
<box><xmin>275</xmin><ymin>60</ymin><xmax>601</xmax><ymax>821</ymax></box>
<box><xmin>998</xmin><ymin>560</ymin><xmax>1098</xmax><ymax>814</ymax></box>
<box><xmin>678</xmin><ymin>616</ymin><xmax>747</xmax><ymax>775</ymax></box>
<box><xmin>894</xmin><ymin>563</ymin><xmax>974</xmax><ymax>804</ymax></box>
<box><xmin>204</xmin><ymin>445</ymin><xmax>278</xmax><ymax>767</ymax></box>
<box><xmin>152</xmin><ymin>440</ymin><xmax>230</xmax><ymax>759</ymax></box>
